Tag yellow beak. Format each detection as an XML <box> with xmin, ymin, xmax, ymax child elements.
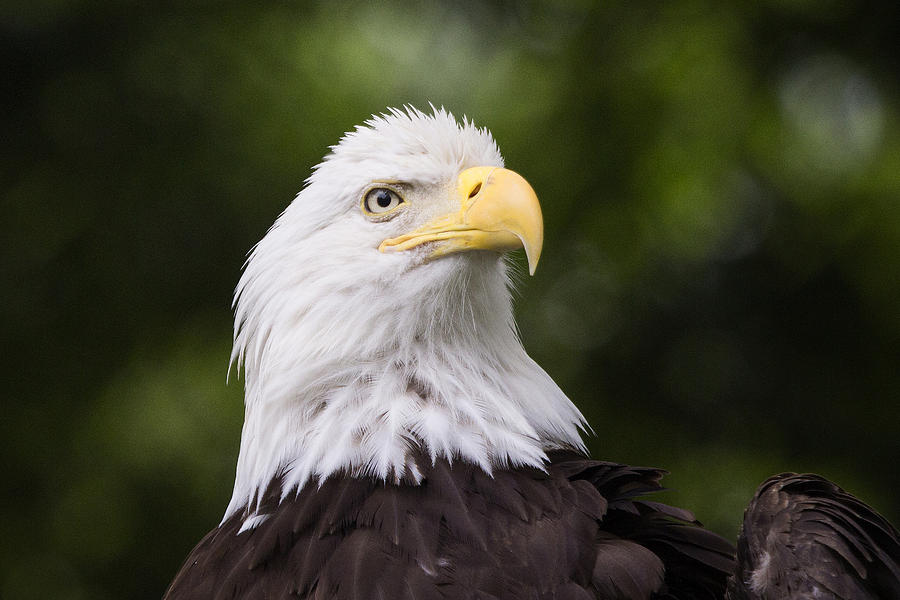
<box><xmin>378</xmin><ymin>167</ymin><xmax>544</xmax><ymax>275</ymax></box>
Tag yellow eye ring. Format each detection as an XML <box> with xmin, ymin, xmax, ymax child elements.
<box><xmin>362</xmin><ymin>187</ymin><xmax>405</xmax><ymax>217</ymax></box>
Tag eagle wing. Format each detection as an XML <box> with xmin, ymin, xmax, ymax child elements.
<box><xmin>727</xmin><ymin>472</ymin><xmax>900</xmax><ymax>599</ymax></box>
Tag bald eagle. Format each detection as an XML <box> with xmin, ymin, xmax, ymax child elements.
<box><xmin>164</xmin><ymin>108</ymin><xmax>898</xmax><ymax>599</ymax></box>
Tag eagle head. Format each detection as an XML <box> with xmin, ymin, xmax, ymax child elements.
<box><xmin>225</xmin><ymin>107</ymin><xmax>585</xmax><ymax>521</ymax></box>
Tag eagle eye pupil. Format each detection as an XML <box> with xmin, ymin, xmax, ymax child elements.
<box><xmin>376</xmin><ymin>191</ymin><xmax>392</xmax><ymax>208</ymax></box>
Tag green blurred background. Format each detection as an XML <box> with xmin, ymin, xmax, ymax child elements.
<box><xmin>3</xmin><ymin>1</ymin><xmax>899</xmax><ymax>597</ymax></box>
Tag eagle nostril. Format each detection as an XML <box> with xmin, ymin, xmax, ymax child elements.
<box><xmin>468</xmin><ymin>183</ymin><xmax>482</xmax><ymax>199</ymax></box>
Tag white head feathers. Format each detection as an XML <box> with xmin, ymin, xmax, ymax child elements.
<box><xmin>225</xmin><ymin>107</ymin><xmax>586</xmax><ymax>522</ymax></box>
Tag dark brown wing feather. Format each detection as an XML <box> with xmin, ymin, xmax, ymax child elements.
<box><xmin>556</xmin><ymin>452</ymin><xmax>735</xmax><ymax>599</ymax></box>
<box><xmin>165</xmin><ymin>451</ymin><xmax>734</xmax><ymax>599</ymax></box>
<box><xmin>726</xmin><ymin>472</ymin><xmax>900</xmax><ymax>600</ymax></box>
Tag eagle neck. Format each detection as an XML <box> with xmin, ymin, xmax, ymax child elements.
<box><xmin>224</xmin><ymin>257</ymin><xmax>586</xmax><ymax>523</ymax></box>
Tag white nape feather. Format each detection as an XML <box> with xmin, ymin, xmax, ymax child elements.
<box><xmin>224</xmin><ymin>107</ymin><xmax>587</xmax><ymax>522</ymax></box>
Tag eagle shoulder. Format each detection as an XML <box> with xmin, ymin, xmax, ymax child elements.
<box><xmin>165</xmin><ymin>452</ymin><xmax>734</xmax><ymax>600</ymax></box>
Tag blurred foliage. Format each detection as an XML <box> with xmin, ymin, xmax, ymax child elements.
<box><xmin>2</xmin><ymin>1</ymin><xmax>899</xmax><ymax>598</ymax></box>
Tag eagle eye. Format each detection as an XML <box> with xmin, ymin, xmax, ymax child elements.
<box><xmin>363</xmin><ymin>187</ymin><xmax>404</xmax><ymax>216</ymax></box>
